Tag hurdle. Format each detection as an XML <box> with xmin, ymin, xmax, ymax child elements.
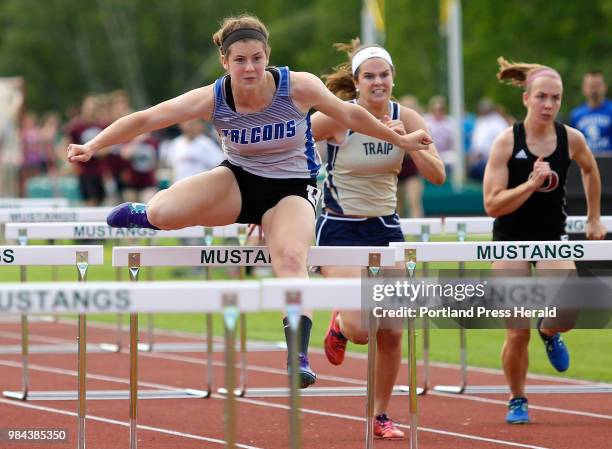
<box><xmin>391</xmin><ymin>240</ymin><xmax>612</xmax><ymax>395</ymax></box>
<box><xmin>4</xmin><ymin>221</ymin><xmax>210</xmax><ymax>354</ymax></box>
<box><xmin>0</xmin><ymin>206</ymin><xmax>112</xmax><ymax>225</ymax></box>
<box><xmin>133</xmin><ymin>223</ymin><xmax>257</xmax><ymax>354</ymax></box>
<box><xmin>0</xmin><ymin>245</ymin><xmax>103</xmax><ymax>449</ymax></box>
<box><xmin>0</xmin><ymin>280</ymin><xmax>260</xmax><ymax>449</ymax></box>
<box><xmin>111</xmin><ymin>245</ymin><xmax>424</xmax><ymax>402</ymax></box>
<box><xmin>438</xmin><ymin>216</ymin><xmax>612</xmax><ymax>395</ymax></box>
<box><xmin>399</xmin><ymin>215</ymin><xmax>612</xmax><ymax>395</ymax></box>
<box><xmin>1</xmin><ymin>245</ymin><xmax>104</xmax><ymax>401</ymax></box>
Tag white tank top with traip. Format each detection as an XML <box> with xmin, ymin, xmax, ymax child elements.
<box><xmin>212</xmin><ymin>66</ymin><xmax>320</xmax><ymax>179</ymax></box>
<box><xmin>323</xmin><ymin>100</ymin><xmax>404</xmax><ymax>216</ymax></box>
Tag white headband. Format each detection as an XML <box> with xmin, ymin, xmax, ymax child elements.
<box><xmin>351</xmin><ymin>47</ymin><xmax>393</xmax><ymax>75</ymax></box>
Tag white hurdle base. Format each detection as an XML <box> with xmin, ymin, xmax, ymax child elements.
<box><xmin>3</xmin><ymin>389</ymin><xmax>209</xmax><ymax>401</ymax></box>
<box><xmin>136</xmin><ymin>340</ymin><xmax>286</xmax><ymax>353</ymax></box>
<box><xmin>0</xmin><ymin>343</ymin><xmax>119</xmax><ymax>355</ymax></box>
<box><xmin>434</xmin><ymin>384</ymin><xmax>612</xmax><ymax>394</ymax></box>
<box><xmin>218</xmin><ymin>385</ymin><xmax>425</xmax><ymax>398</ymax></box>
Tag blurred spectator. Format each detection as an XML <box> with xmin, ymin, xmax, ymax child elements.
<box><xmin>120</xmin><ymin>133</ymin><xmax>159</xmax><ymax>203</ymax></box>
<box><xmin>39</xmin><ymin>111</ymin><xmax>64</xmax><ymax>196</ymax></box>
<box><xmin>19</xmin><ymin>112</ymin><xmax>46</xmax><ymax>195</ymax></box>
<box><xmin>468</xmin><ymin>97</ymin><xmax>508</xmax><ymax>181</ymax></box>
<box><xmin>397</xmin><ymin>94</ymin><xmax>424</xmax><ymax>218</ymax></box>
<box><xmin>424</xmin><ymin>95</ymin><xmax>455</xmax><ymax>172</ymax></box>
<box><xmin>164</xmin><ymin>119</ymin><xmax>225</xmax><ymax>183</ymax></box>
<box><xmin>463</xmin><ymin>109</ymin><xmax>476</xmax><ymax>154</ymax></box>
<box><xmin>106</xmin><ymin>90</ymin><xmax>133</xmax><ymax>202</ymax></box>
<box><xmin>0</xmin><ymin>77</ymin><xmax>24</xmax><ymax>197</ymax></box>
<box><xmin>66</xmin><ymin>95</ymin><xmax>108</xmax><ymax>206</ymax></box>
<box><xmin>570</xmin><ymin>71</ymin><xmax>612</xmax><ymax>152</ymax></box>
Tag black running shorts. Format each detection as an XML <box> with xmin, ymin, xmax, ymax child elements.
<box><xmin>219</xmin><ymin>160</ymin><xmax>320</xmax><ymax>225</ymax></box>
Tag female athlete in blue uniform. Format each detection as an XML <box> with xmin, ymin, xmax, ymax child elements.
<box><xmin>67</xmin><ymin>14</ymin><xmax>432</xmax><ymax>389</ymax></box>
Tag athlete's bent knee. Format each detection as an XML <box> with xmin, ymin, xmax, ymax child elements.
<box><xmin>273</xmin><ymin>246</ymin><xmax>307</xmax><ymax>276</ymax></box>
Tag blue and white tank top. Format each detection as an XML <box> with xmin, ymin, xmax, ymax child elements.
<box><xmin>212</xmin><ymin>66</ymin><xmax>320</xmax><ymax>179</ymax></box>
<box><xmin>323</xmin><ymin>100</ymin><xmax>404</xmax><ymax>216</ymax></box>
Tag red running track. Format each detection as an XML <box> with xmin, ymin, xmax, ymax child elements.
<box><xmin>0</xmin><ymin>320</ymin><xmax>611</xmax><ymax>449</ymax></box>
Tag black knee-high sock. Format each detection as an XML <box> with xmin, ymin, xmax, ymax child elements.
<box><xmin>283</xmin><ymin>315</ymin><xmax>312</xmax><ymax>360</ymax></box>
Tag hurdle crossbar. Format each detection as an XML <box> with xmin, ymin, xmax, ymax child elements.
<box><xmin>0</xmin><ymin>198</ymin><xmax>69</xmax><ymax>208</ymax></box>
<box><xmin>443</xmin><ymin>215</ymin><xmax>612</xmax><ymax>236</ymax></box>
<box><xmin>392</xmin><ymin>240</ymin><xmax>612</xmax><ymax>262</ymax></box>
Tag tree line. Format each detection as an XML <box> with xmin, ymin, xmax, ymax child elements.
<box><xmin>1</xmin><ymin>0</ymin><xmax>610</xmax><ymax>118</ymax></box>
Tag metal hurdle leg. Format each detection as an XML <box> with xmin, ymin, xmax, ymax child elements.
<box><xmin>204</xmin><ymin>236</ymin><xmax>215</xmax><ymax>397</ymax></box>
<box><xmin>433</xmin><ymin>223</ymin><xmax>468</xmax><ymax>394</ymax></box>
<box><xmin>219</xmin><ymin>225</ymin><xmax>250</xmax><ymax>397</ymax></box>
<box><xmin>419</xmin><ymin>225</ymin><xmax>430</xmax><ymax>395</ymax></box>
<box><xmin>404</xmin><ymin>249</ymin><xmax>419</xmax><ymax>449</ymax></box>
<box><xmin>286</xmin><ymin>291</ymin><xmax>303</xmax><ymax>449</ymax></box>
<box><xmin>75</xmin><ymin>252</ymin><xmax>89</xmax><ymax>449</ymax></box>
<box><xmin>128</xmin><ymin>253</ymin><xmax>140</xmax><ymax>449</ymax></box>
<box><xmin>139</xmin><ymin>239</ymin><xmax>155</xmax><ymax>352</ymax></box>
<box><xmin>222</xmin><ymin>293</ymin><xmax>240</xmax><ymax>449</ymax></box>
<box><xmin>112</xmin><ymin>238</ymin><xmax>125</xmax><ymax>353</ymax></box>
<box><xmin>237</xmin><ymin>226</ymin><xmax>248</xmax><ymax>396</ymax></box>
<box><xmin>365</xmin><ymin>253</ymin><xmax>380</xmax><ymax>449</ymax></box>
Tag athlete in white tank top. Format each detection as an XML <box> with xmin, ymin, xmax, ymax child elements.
<box><xmin>310</xmin><ymin>42</ymin><xmax>445</xmax><ymax>439</ymax></box>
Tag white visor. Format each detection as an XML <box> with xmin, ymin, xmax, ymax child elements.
<box><xmin>351</xmin><ymin>47</ymin><xmax>393</xmax><ymax>75</ymax></box>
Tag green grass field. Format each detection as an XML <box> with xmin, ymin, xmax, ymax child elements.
<box><xmin>2</xmin><ymin>238</ymin><xmax>611</xmax><ymax>382</ymax></box>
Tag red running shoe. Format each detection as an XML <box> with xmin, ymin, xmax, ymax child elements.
<box><xmin>324</xmin><ymin>310</ymin><xmax>347</xmax><ymax>365</ymax></box>
<box><xmin>374</xmin><ymin>414</ymin><xmax>405</xmax><ymax>440</ymax></box>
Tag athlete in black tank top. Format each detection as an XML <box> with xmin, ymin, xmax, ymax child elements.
<box><xmin>484</xmin><ymin>58</ymin><xmax>606</xmax><ymax>426</ymax></box>
<box><xmin>493</xmin><ymin>121</ymin><xmax>570</xmax><ymax>240</ymax></box>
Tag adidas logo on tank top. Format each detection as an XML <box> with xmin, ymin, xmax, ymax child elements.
<box><xmin>515</xmin><ymin>149</ymin><xmax>528</xmax><ymax>159</ymax></box>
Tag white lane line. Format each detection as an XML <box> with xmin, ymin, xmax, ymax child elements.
<box><xmin>432</xmin><ymin>391</ymin><xmax>612</xmax><ymax>421</ymax></box>
<box><xmin>3</xmin><ymin>331</ymin><xmax>612</xmax><ymax>419</ymax></box>
<box><xmin>0</xmin><ymin>361</ymin><xmax>599</xmax><ymax>449</ymax></box>
<box><xmin>225</xmin><ymin>396</ymin><xmax>554</xmax><ymax>449</ymax></box>
<box><xmin>3</xmin><ymin>325</ymin><xmax>605</xmax><ymax>386</ymax></box>
<box><xmin>0</xmin><ymin>359</ymin><xmax>185</xmax><ymax>391</ymax></box>
<box><xmin>4</xmin><ymin>356</ymin><xmax>610</xmax><ymax>422</ymax></box>
<box><xmin>0</xmin><ymin>397</ymin><xmax>263</xmax><ymax>449</ymax></box>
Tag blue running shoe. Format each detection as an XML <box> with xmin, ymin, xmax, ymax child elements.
<box><xmin>106</xmin><ymin>202</ymin><xmax>159</xmax><ymax>229</ymax></box>
<box><xmin>506</xmin><ymin>396</ymin><xmax>530</xmax><ymax>424</ymax></box>
<box><xmin>288</xmin><ymin>353</ymin><xmax>316</xmax><ymax>389</ymax></box>
<box><xmin>537</xmin><ymin>318</ymin><xmax>570</xmax><ymax>372</ymax></box>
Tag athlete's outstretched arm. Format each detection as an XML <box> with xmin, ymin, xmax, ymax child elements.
<box><xmin>291</xmin><ymin>71</ymin><xmax>431</xmax><ymax>152</ymax></box>
<box><xmin>310</xmin><ymin>110</ymin><xmax>345</xmax><ymax>143</ymax></box>
<box><xmin>567</xmin><ymin>126</ymin><xmax>606</xmax><ymax>239</ymax></box>
<box><xmin>67</xmin><ymin>85</ymin><xmax>215</xmax><ymax>163</ymax></box>
<box><xmin>483</xmin><ymin>128</ymin><xmax>548</xmax><ymax>217</ymax></box>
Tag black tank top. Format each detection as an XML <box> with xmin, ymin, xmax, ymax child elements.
<box><xmin>493</xmin><ymin>121</ymin><xmax>570</xmax><ymax>238</ymax></box>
